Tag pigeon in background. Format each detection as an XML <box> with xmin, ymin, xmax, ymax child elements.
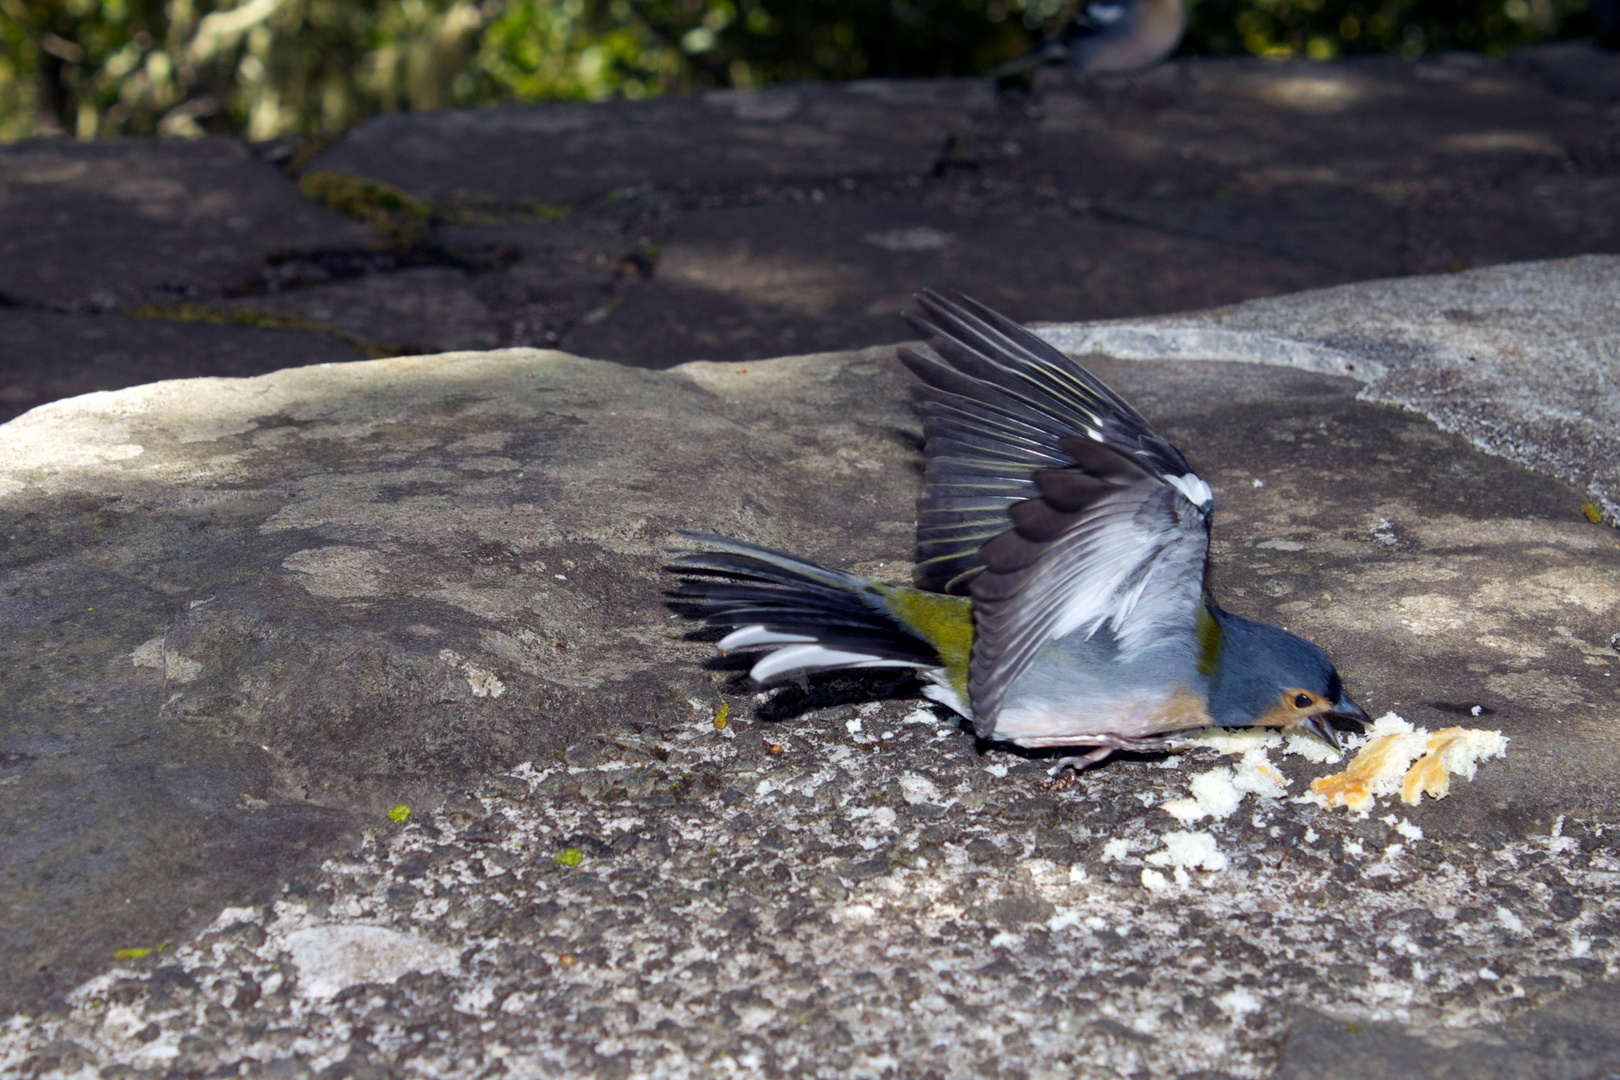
<box><xmin>991</xmin><ymin>0</ymin><xmax>1185</xmax><ymax>77</ymax></box>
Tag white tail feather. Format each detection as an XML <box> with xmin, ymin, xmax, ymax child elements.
<box><xmin>718</xmin><ymin>625</ymin><xmax>817</xmax><ymax>651</ymax></box>
<box><xmin>749</xmin><ymin>644</ymin><xmax>928</xmax><ymax>683</ymax></box>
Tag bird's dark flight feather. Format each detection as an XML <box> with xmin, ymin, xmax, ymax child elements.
<box><xmin>900</xmin><ymin>291</ymin><xmax>1213</xmax><ymax>728</ymax></box>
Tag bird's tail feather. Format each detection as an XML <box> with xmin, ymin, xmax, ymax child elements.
<box><xmin>669</xmin><ymin>531</ymin><xmax>943</xmax><ymax>683</ymax></box>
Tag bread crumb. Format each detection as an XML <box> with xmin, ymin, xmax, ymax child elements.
<box><xmin>1382</xmin><ymin>814</ymin><xmax>1424</xmax><ymax>841</ymax></box>
<box><xmin>1145</xmin><ymin>830</ymin><xmax>1228</xmax><ymax>873</ymax></box>
<box><xmin>1175</xmin><ymin>728</ymin><xmax>1282</xmax><ymax>755</ymax></box>
<box><xmin>1282</xmin><ymin>729</ymin><xmax>1344</xmax><ymax>764</ymax></box>
<box><xmin>1400</xmin><ymin>726</ymin><xmax>1509</xmax><ymax>804</ymax></box>
<box><xmin>1163</xmin><ymin>747</ymin><xmax>1290</xmax><ymax>823</ymax></box>
<box><xmin>1307</xmin><ymin>712</ymin><xmax>1507</xmax><ymax>812</ymax></box>
<box><xmin>1101</xmin><ymin>838</ymin><xmax>1134</xmax><ymax>862</ymax></box>
<box><xmin>1163</xmin><ymin>767</ymin><xmax>1243</xmax><ymax>823</ymax></box>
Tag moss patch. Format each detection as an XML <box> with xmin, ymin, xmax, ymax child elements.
<box><xmin>127</xmin><ymin>302</ymin><xmax>395</xmax><ymax>359</ymax></box>
<box><xmin>298</xmin><ymin>172</ymin><xmax>432</xmax><ymax>246</ymax></box>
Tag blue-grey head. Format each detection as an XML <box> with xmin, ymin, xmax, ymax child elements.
<box><xmin>1203</xmin><ymin>605</ymin><xmax>1370</xmax><ymax>749</ymax></box>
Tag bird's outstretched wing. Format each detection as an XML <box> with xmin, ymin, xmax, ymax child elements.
<box><xmin>899</xmin><ymin>291</ymin><xmax>1213</xmax><ymax>728</ymax></box>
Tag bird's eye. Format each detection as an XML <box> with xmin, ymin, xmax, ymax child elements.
<box><xmin>1293</xmin><ymin>693</ymin><xmax>1313</xmax><ymax>709</ymax></box>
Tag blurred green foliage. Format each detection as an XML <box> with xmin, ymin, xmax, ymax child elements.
<box><xmin>0</xmin><ymin>0</ymin><xmax>1603</xmax><ymax>143</ymax></box>
<box><xmin>1185</xmin><ymin>0</ymin><xmax>1594</xmax><ymax>60</ymax></box>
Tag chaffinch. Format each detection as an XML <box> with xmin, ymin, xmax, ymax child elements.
<box><xmin>673</xmin><ymin>292</ymin><xmax>1369</xmax><ymax>769</ymax></box>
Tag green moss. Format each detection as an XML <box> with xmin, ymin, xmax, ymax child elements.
<box><xmin>297</xmin><ymin>171</ymin><xmax>432</xmax><ymax>246</ymax></box>
<box><xmin>1580</xmin><ymin>503</ymin><xmax>1604</xmax><ymax>524</ymax></box>
<box><xmin>386</xmin><ymin>803</ymin><xmax>411</xmax><ymax>823</ymax></box>
<box><xmin>556</xmin><ymin>847</ymin><xmax>584</xmax><ymax>867</ymax></box>
<box><xmin>876</xmin><ymin>585</ymin><xmax>973</xmax><ymax>704</ymax></box>
<box><xmin>113</xmin><ymin>944</ymin><xmax>166</xmax><ymax>961</ymax></box>
<box><xmin>666</xmin><ymin>772</ymin><xmax>694</xmax><ymax>801</ymax></box>
<box><xmin>127</xmin><ymin>302</ymin><xmax>396</xmax><ymax>360</ymax></box>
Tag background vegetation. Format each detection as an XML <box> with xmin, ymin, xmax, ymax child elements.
<box><xmin>0</xmin><ymin>0</ymin><xmax>1608</xmax><ymax>143</ymax></box>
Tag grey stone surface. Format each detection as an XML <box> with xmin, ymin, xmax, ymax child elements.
<box><xmin>0</xmin><ymin>311</ymin><xmax>1617</xmax><ymax>1072</ymax></box>
<box><xmin>1510</xmin><ymin>41</ymin><xmax>1620</xmax><ymax>103</ymax></box>
<box><xmin>552</xmin><ymin>50</ymin><xmax>1620</xmax><ymax>365</ymax></box>
<box><xmin>1041</xmin><ymin>255</ymin><xmax>1620</xmax><ymax>523</ymax></box>
<box><xmin>1278</xmin><ymin>981</ymin><xmax>1620</xmax><ymax>1079</ymax></box>
<box><xmin>1029</xmin><ymin>51</ymin><xmax>1620</xmax><ymax>276</ymax></box>
<box><xmin>0</xmin><ymin>138</ymin><xmax>377</xmax><ymax>310</ymax></box>
<box><xmin>0</xmin><ymin>346</ymin><xmax>920</xmax><ymax>1021</ymax></box>
<box><xmin>561</xmin><ymin>194</ymin><xmax>1331</xmax><ymax>364</ymax></box>
<box><xmin>306</xmin><ymin>80</ymin><xmax>1000</xmax><ymax>204</ymax></box>
<box><xmin>6</xmin><ymin>47</ymin><xmax>1620</xmax><ymax>412</ymax></box>
<box><xmin>0</xmin><ymin>309</ymin><xmax>365</xmax><ymax>424</ymax></box>
<box><xmin>222</xmin><ymin>266</ymin><xmax>503</xmax><ymax>355</ymax></box>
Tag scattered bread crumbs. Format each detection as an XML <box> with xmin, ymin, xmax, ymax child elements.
<box><xmin>1168</xmin><ymin>712</ymin><xmax>1508</xmax><ymax>826</ymax></box>
<box><xmin>1176</xmin><ymin>728</ymin><xmax>1281</xmax><ymax>756</ymax></box>
<box><xmin>1307</xmin><ymin>713</ymin><xmax>1507</xmax><ymax>813</ymax></box>
<box><xmin>1164</xmin><ymin>729</ymin><xmax>1290</xmax><ymax>823</ymax></box>
<box><xmin>1280</xmin><ymin>729</ymin><xmax>1344</xmax><ymax>764</ymax></box>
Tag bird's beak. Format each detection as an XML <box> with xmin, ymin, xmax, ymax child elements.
<box><xmin>1302</xmin><ymin>699</ymin><xmax>1371</xmax><ymax>752</ymax></box>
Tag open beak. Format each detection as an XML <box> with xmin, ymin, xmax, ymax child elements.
<box><xmin>1302</xmin><ymin>699</ymin><xmax>1371</xmax><ymax>752</ymax></box>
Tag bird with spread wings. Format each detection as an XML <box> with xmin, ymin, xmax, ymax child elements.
<box><xmin>672</xmin><ymin>292</ymin><xmax>1367</xmax><ymax>768</ymax></box>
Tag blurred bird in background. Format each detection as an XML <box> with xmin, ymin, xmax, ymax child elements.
<box><xmin>990</xmin><ymin>0</ymin><xmax>1186</xmax><ymax>77</ymax></box>
<box><xmin>671</xmin><ymin>292</ymin><xmax>1369</xmax><ymax>771</ymax></box>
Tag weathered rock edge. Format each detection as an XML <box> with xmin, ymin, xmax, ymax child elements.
<box><xmin>1040</xmin><ymin>255</ymin><xmax>1620</xmax><ymax>523</ymax></box>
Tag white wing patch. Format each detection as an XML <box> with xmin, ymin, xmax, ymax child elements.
<box><xmin>1044</xmin><ymin>504</ymin><xmax>1164</xmax><ymax>644</ymax></box>
<box><xmin>1166</xmin><ymin>472</ymin><xmax>1213</xmax><ymax>510</ymax></box>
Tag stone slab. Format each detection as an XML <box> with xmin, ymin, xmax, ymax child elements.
<box><xmin>0</xmin><ymin>345</ymin><xmax>924</xmax><ymax>1018</ymax></box>
<box><xmin>223</xmin><ymin>267</ymin><xmax>503</xmax><ymax>356</ymax></box>
<box><xmin>438</xmin><ymin>218</ymin><xmax>647</xmax><ymax>347</ymax></box>
<box><xmin>0</xmin><ymin>139</ymin><xmax>379</xmax><ymax>310</ymax></box>
<box><xmin>7</xmin><ymin>49</ymin><xmax>1619</xmax><ymax>421</ymax></box>
<box><xmin>1041</xmin><ymin>255</ymin><xmax>1620</xmax><ymax>522</ymax></box>
<box><xmin>552</xmin><ymin>52</ymin><xmax>1620</xmax><ymax>368</ymax></box>
<box><xmin>1277</xmin><ymin>982</ymin><xmax>1620</xmax><ymax>1079</ymax></box>
<box><xmin>0</xmin><ymin>52</ymin><xmax>1618</xmax><ymax>1075</ymax></box>
<box><xmin>1510</xmin><ymin>41</ymin><xmax>1620</xmax><ymax>104</ymax></box>
<box><xmin>0</xmin><ymin>303</ymin><xmax>1616</xmax><ymax>1071</ymax></box>
<box><xmin>560</xmin><ymin>197</ymin><xmax>1336</xmax><ymax>365</ymax></box>
<box><xmin>0</xmin><ymin>309</ymin><xmax>365</xmax><ymax>425</ymax></box>
<box><xmin>306</xmin><ymin>79</ymin><xmax>1000</xmax><ymax>205</ymax></box>
<box><xmin>1019</xmin><ymin>53</ymin><xmax>1620</xmax><ymax>279</ymax></box>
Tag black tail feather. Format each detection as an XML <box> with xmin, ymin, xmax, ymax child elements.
<box><xmin>668</xmin><ymin>531</ymin><xmax>940</xmax><ymax>675</ymax></box>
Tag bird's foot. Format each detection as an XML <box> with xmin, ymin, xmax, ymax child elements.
<box><xmin>1046</xmin><ymin>733</ymin><xmax>1180</xmax><ymax>775</ymax></box>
